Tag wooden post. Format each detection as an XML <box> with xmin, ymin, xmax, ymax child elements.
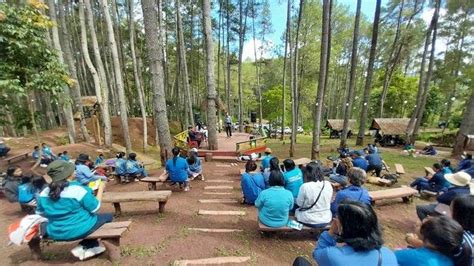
<box><xmin>158</xmin><ymin>201</ymin><xmax>166</xmax><ymax>213</ymax></box>
<box><xmin>102</xmin><ymin>238</ymin><xmax>121</xmax><ymax>262</ymax></box>
<box><xmin>113</xmin><ymin>202</ymin><xmax>122</xmax><ymax>216</ymax></box>
<box><xmin>28</xmin><ymin>237</ymin><xmax>42</xmax><ymax>260</ymax></box>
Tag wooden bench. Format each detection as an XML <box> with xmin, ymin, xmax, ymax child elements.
<box><xmin>394</xmin><ymin>164</ymin><xmax>405</xmax><ymax>175</ymax></box>
<box><xmin>258</xmin><ymin>221</ymin><xmax>329</xmax><ymax>233</ymax></box>
<box><xmin>28</xmin><ymin>221</ymin><xmax>131</xmax><ymax>262</ymax></box>
<box><xmin>4</xmin><ymin>152</ymin><xmax>29</xmax><ymax>164</ymax></box>
<box><xmin>424</xmin><ymin>167</ymin><xmax>435</xmax><ymax>176</ymax></box>
<box><xmin>140</xmin><ymin>172</ymin><xmax>168</xmax><ymax>190</ymax></box>
<box><xmin>102</xmin><ymin>190</ymin><xmax>172</xmax><ymax>215</ymax></box>
<box><xmin>369</xmin><ymin>186</ymin><xmax>418</xmax><ymax>205</ymax></box>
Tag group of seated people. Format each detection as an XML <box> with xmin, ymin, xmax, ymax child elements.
<box><xmin>32</xmin><ymin>143</ymin><xmax>57</xmax><ymax>167</ymax></box>
<box><xmin>187</xmin><ymin>123</ymin><xmax>208</xmax><ymax>148</ymax></box>
<box><xmin>164</xmin><ymin>147</ymin><xmax>203</xmax><ymax>192</ymax></box>
<box><xmin>113</xmin><ymin>152</ymin><xmax>148</xmax><ymax>183</ymax></box>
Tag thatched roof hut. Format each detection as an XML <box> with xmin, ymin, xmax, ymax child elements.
<box><xmin>326</xmin><ymin>119</ymin><xmax>356</xmax><ymax>131</ymax></box>
<box><xmin>369</xmin><ymin>118</ymin><xmax>412</xmax><ymax>135</ymax></box>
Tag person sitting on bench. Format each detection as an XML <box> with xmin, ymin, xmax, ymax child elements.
<box><xmin>415</xmin><ymin>171</ymin><xmax>471</xmax><ymax>221</ymax></box>
<box><xmin>95</xmin><ymin>153</ymin><xmax>105</xmax><ymax>166</ymax></box>
<box><xmin>187</xmin><ymin>148</ymin><xmax>203</xmax><ymax>180</ymax></box>
<box><xmin>36</xmin><ymin>160</ymin><xmax>113</xmax><ymax>261</ymax></box>
<box><xmin>293</xmin><ymin>200</ymin><xmax>397</xmax><ymax>266</ymax></box>
<box><xmin>295</xmin><ymin>162</ymin><xmax>332</xmax><ymax>228</ymax></box>
<box><xmin>125</xmin><ymin>153</ymin><xmax>148</xmax><ymax>182</ymax></box>
<box><xmin>410</xmin><ymin>163</ymin><xmax>449</xmax><ymax>193</ymax></box>
<box><xmin>329</xmin><ymin>156</ymin><xmax>353</xmax><ymax>187</ymax></box>
<box><xmin>0</xmin><ymin>138</ymin><xmax>10</xmax><ymax>157</ymax></box>
<box><xmin>41</xmin><ymin>143</ymin><xmax>56</xmax><ymax>161</ymax></box>
<box><xmin>18</xmin><ymin>175</ymin><xmax>47</xmax><ymax>207</ymax></box>
<box><xmin>255</xmin><ymin>170</ymin><xmax>294</xmax><ymax>228</ymax></box>
<box><xmin>60</xmin><ymin>151</ymin><xmax>70</xmax><ymax>162</ymax></box>
<box><xmin>456</xmin><ymin>153</ymin><xmax>472</xmax><ymax>172</ymax></box>
<box><xmin>240</xmin><ymin>160</ymin><xmax>265</xmax><ymax>205</ymax></box>
<box><xmin>451</xmin><ymin>195</ymin><xmax>474</xmax><ymax>265</ymax></box>
<box><xmin>263</xmin><ymin>157</ymin><xmax>281</xmax><ymax>188</ymax></box>
<box><xmin>32</xmin><ymin>146</ymin><xmax>52</xmax><ymax>167</ymax></box>
<box><xmin>75</xmin><ymin>154</ymin><xmax>107</xmax><ymax>186</ymax></box>
<box><xmin>331</xmin><ymin>168</ymin><xmax>371</xmax><ymax>215</ymax></box>
<box><xmin>2</xmin><ymin>166</ymin><xmax>23</xmax><ymax>203</ymax></box>
<box><xmin>166</xmin><ymin>147</ymin><xmax>190</xmax><ymax>192</ymax></box>
<box><xmin>260</xmin><ymin>148</ymin><xmax>273</xmax><ymax>171</ymax></box>
<box><xmin>350</xmin><ymin>151</ymin><xmax>368</xmax><ymax>171</ymax></box>
<box><xmin>365</xmin><ymin>149</ymin><xmax>383</xmax><ymax>177</ymax></box>
<box><xmin>441</xmin><ymin>159</ymin><xmax>454</xmax><ymax>174</ymax></box>
<box><xmin>282</xmin><ymin>159</ymin><xmax>304</xmax><ymax>200</ymax></box>
<box><xmin>114</xmin><ymin>152</ymin><xmax>127</xmax><ymax>178</ymax></box>
<box><xmin>187</xmin><ymin>126</ymin><xmax>201</xmax><ymax>148</ymax></box>
<box><xmin>397</xmin><ymin>216</ymin><xmax>471</xmax><ymax>266</ymax></box>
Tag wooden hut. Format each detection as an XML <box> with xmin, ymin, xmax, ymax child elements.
<box><xmin>326</xmin><ymin>119</ymin><xmax>356</xmax><ymax>139</ymax></box>
<box><xmin>369</xmin><ymin>118</ymin><xmax>412</xmax><ymax>146</ymax></box>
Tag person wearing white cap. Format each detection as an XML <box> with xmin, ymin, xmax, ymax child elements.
<box><xmin>0</xmin><ymin>138</ymin><xmax>11</xmax><ymax>157</ymax></box>
<box><xmin>416</xmin><ymin>171</ymin><xmax>472</xmax><ymax>221</ymax></box>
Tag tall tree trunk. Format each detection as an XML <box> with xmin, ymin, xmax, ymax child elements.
<box><xmin>47</xmin><ymin>0</ymin><xmax>76</xmax><ymax>144</ymax></box>
<box><xmin>452</xmin><ymin>91</ymin><xmax>474</xmax><ymax>156</ymax></box>
<box><xmin>406</xmin><ymin>0</ymin><xmax>437</xmax><ymax>143</ymax></box>
<box><xmin>443</xmin><ymin>34</ymin><xmax>464</xmax><ymax>123</ymax></box>
<box><xmin>356</xmin><ymin>0</ymin><xmax>381</xmax><ymax>146</ymax></box>
<box><xmin>340</xmin><ymin>0</ymin><xmax>361</xmax><ymax>148</ymax></box>
<box><xmin>225</xmin><ymin>0</ymin><xmax>231</xmax><ymax>115</ymax></box>
<box><xmin>129</xmin><ymin>0</ymin><xmax>148</xmax><ymax>152</ymax></box>
<box><xmin>59</xmin><ymin>0</ymin><xmax>91</xmax><ymax>143</ymax></box>
<box><xmin>176</xmin><ymin>0</ymin><xmax>194</xmax><ymax>127</ymax></box>
<box><xmin>290</xmin><ymin>0</ymin><xmax>304</xmax><ymax>157</ymax></box>
<box><xmin>311</xmin><ymin>0</ymin><xmax>330</xmax><ymax>159</ymax></box>
<box><xmin>203</xmin><ymin>0</ymin><xmax>218</xmax><ymax>150</ymax></box>
<box><xmin>141</xmin><ymin>0</ymin><xmax>172</xmax><ymax>164</ymax></box>
<box><xmin>84</xmin><ymin>0</ymin><xmax>112</xmax><ymax>146</ymax></box>
<box><xmin>100</xmin><ymin>0</ymin><xmax>132</xmax><ymax>153</ymax></box>
<box><xmin>281</xmin><ymin>0</ymin><xmax>291</xmax><ymax>140</ymax></box>
<box><xmin>251</xmin><ymin>1</ymin><xmax>262</xmax><ymax>132</ymax></box>
<box><xmin>237</xmin><ymin>0</ymin><xmax>249</xmax><ymax>133</ymax></box>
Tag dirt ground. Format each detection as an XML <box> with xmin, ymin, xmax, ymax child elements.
<box><xmin>0</xmin><ymin>130</ymin><xmax>438</xmax><ymax>265</ymax></box>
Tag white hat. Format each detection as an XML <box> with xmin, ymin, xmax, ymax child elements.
<box><xmin>445</xmin><ymin>172</ymin><xmax>472</xmax><ymax>187</ymax></box>
<box><xmin>190</xmin><ymin>148</ymin><xmax>198</xmax><ymax>153</ymax></box>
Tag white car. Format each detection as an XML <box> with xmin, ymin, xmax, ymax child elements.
<box><xmin>284</xmin><ymin>127</ymin><xmax>292</xmax><ymax>134</ymax></box>
<box><xmin>297</xmin><ymin>126</ymin><xmax>304</xmax><ymax>133</ymax></box>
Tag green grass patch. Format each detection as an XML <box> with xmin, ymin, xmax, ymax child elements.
<box><xmin>121</xmin><ymin>244</ymin><xmax>165</xmax><ymax>258</ymax></box>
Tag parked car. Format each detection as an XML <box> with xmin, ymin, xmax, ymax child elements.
<box><xmin>297</xmin><ymin>126</ymin><xmax>304</xmax><ymax>134</ymax></box>
<box><xmin>284</xmin><ymin>127</ymin><xmax>292</xmax><ymax>134</ymax></box>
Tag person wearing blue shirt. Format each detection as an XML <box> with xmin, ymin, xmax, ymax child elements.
<box><xmin>241</xmin><ymin>160</ymin><xmax>265</xmax><ymax>205</ymax></box>
<box><xmin>451</xmin><ymin>195</ymin><xmax>474</xmax><ymax>266</ymax></box>
<box><xmin>415</xmin><ymin>171</ymin><xmax>472</xmax><ymax>221</ymax></box>
<box><xmin>441</xmin><ymin>159</ymin><xmax>454</xmax><ymax>174</ymax></box>
<box><xmin>41</xmin><ymin>143</ymin><xmax>56</xmax><ymax>160</ymax></box>
<box><xmin>75</xmin><ymin>154</ymin><xmax>107</xmax><ymax>185</ymax></box>
<box><xmin>32</xmin><ymin>146</ymin><xmax>52</xmax><ymax>166</ymax></box>
<box><xmin>260</xmin><ymin>148</ymin><xmax>273</xmax><ymax>170</ymax></box>
<box><xmin>456</xmin><ymin>153</ymin><xmax>472</xmax><ymax>172</ymax></box>
<box><xmin>350</xmin><ymin>151</ymin><xmax>368</xmax><ymax>171</ymax></box>
<box><xmin>396</xmin><ymin>216</ymin><xmax>470</xmax><ymax>266</ymax></box>
<box><xmin>125</xmin><ymin>153</ymin><xmax>148</xmax><ymax>180</ymax></box>
<box><xmin>166</xmin><ymin>147</ymin><xmax>190</xmax><ymax>191</ymax></box>
<box><xmin>60</xmin><ymin>151</ymin><xmax>70</xmax><ymax>161</ymax></box>
<box><xmin>263</xmin><ymin>157</ymin><xmax>281</xmax><ymax>188</ymax></box>
<box><xmin>95</xmin><ymin>154</ymin><xmax>105</xmax><ymax>166</ymax></box>
<box><xmin>282</xmin><ymin>159</ymin><xmax>303</xmax><ymax>199</ymax></box>
<box><xmin>115</xmin><ymin>152</ymin><xmax>127</xmax><ymax>177</ymax></box>
<box><xmin>365</xmin><ymin>150</ymin><xmax>383</xmax><ymax>177</ymax></box>
<box><xmin>293</xmin><ymin>199</ymin><xmax>397</xmax><ymax>266</ymax></box>
<box><xmin>187</xmin><ymin>148</ymin><xmax>203</xmax><ymax>180</ymax></box>
<box><xmin>411</xmin><ymin>163</ymin><xmax>449</xmax><ymax>193</ymax></box>
<box><xmin>255</xmin><ymin>170</ymin><xmax>294</xmax><ymax>227</ymax></box>
<box><xmin>331</xmin><ymin>167</ymin><xmax>371</xmax><ymax>214</ymax></box>
<box><xmin>36</xmin><ymin>160</ymin><xmax>113</xmax><ymax>260</ymax></box>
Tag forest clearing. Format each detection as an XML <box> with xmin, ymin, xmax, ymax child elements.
<box><xmin>0</xmin><ymin>0</ymin><xmax>473</xmax><ymax>265</ymax></box>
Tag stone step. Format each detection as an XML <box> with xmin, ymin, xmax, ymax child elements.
<box><xmin>204</xmin><ymin>186</ymin><xmax>233</xmax><ymax>190</ymax></box>
<box><xmin>203</xmin><ymin>192</ymin><xmax>234</xmax><ymax>195</ymax></box>
<box><xmin>198</xmin><ymin>210</ymin><xmax>246</xmax><ymax>216</ymax></box>
<box><xmin>198</xmin><ymin>199</ymin><xmax>238</xmax><ymax>204</ymax></box>
<box><xmin>173</xmin><ymin>256</ymin><xmax>251</xmax><ymax>265</ymax></box>
<box><xmin>205</xmin><ymin>180</ymin><xmax>234</xmax><ymax>183</ymax></box>
<box><xmin>187</xmin><ymin>228</ymin><xmax>243</xmax><ymax>233</ymax></box>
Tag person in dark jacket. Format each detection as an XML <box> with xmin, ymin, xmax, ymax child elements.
<box><xmin>410</xmin><ymin>163</ymin><xmax>450</xmax><ymax>193</ymax></box>
<box><xmin>0</xmin><ymin>138</ymin><xmax>10</xmax><ymax>157</ymax></box>
<box><xmin>350</xmin><ymin>151</ymin><xmax>368</xmax><ymax>171</ymax></box>
<box><xmin>365</xmin><ymin>150</ymin><xmax>383</xmax><ymax>177</ymax></box>
<box><xmin>2</xmin><ymin>166</ymin><xmax>23</xmax><ymax>202</ymax></box>
<box><xmin>456</xmin><ymin>153</ymin><xmax>472</xmax><ymax>172</ymax></box>
<box><xmin>416</xmin><ymin>171</ymin><xmax>472</xmax><ymax>221</ymax></box>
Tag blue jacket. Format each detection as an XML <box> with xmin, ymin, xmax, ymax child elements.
<box><xmin>395</xmin><ymin>247</ymin><xmax>453</xmax><ymax>266</ymax></box>
<box><xmin>95</xmin><ymin>157</ymin><xmax>104</xmax><ymax>166</ymax></box>
<box><xmin>241</xmin><ymin>172</ymin><xmax>265</xmax><ymax>204</ymax></box>
<box><xmin>75</xmin><ymin>164</ymin><xmax>103</xmax><ymax>185</ymax></box>
<box><xmin>126</xmin><ymin>160</ymin><xmax>143</xmax><ymax>175</ymax></box>
<box><xmin>188</xmin><ymin>157</ymin><xmax>202</xmax><ymax>173</ymax></box>
<box><xmin>352</xmin><ymin>157</ymin><xmax>368</xmax><ymax>171</ymax></box>
<box><xmin>36</xmin><ymin>181</ymin><xmax>99</xmax><ymax>241</ymax></box>
<box><xmin>283</xmin><ymin>168</ymin><xmax>304</xmax><ymax>198</ymax></box>
<box><xmin>331</xmin><ymin>185</ymin><xmax>371</xmax><ymax>214</ymax></box>
<box><xmin>115</xmin><ymin>158</ymin><xmax>127</xmax><ymax>175</ymax></box>
<box><xmin>255</xmin><ymin>186</ymin><xmax>294</xmax><ymax>227</ymax></box>
<box><xmin>261</xmin><ymin>155</ymin><xmax>273</xmax><ymax>170</ymax></box>
<box><xmin>60</xmin><ymin>154</ymin><xmax>70</xmax><ymax>161</ymax></box>
<box><xmin>456</xmin><ymin>159</ymin><xmax>472</xmax><ymax>172</ymax></box>
<box><xmin>166</xmin><ymin>157</ymin><xmax>189</xmax><ymax>182</ymax></box>
<box><xmin>437</xmin><ymin>186</ymin><xmax>470</xmax><ymax>205</ymax></box>
<box><xmin>430</xmin><ymin>171</ymin><xmax>450</xmax><ymax>190</ymax></box>
<box><xmin>365</xmin><ymin>153</ymin><xmax>382</xmax><ymax>167</ymax></box>
<box><xmin>314</xmin><ymin>231</ymin><xmax>398</xmax><ymax>266</ymax></box>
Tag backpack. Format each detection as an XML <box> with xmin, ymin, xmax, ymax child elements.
<box><xmin>381</xmin><ymin>173</ymin><xmax>399</xmax><ymax>185</ymax></box>
<box><xmin>18</xmin><ymin>184</ymin><xmax>34</xmax><ymax>204</ymax></box>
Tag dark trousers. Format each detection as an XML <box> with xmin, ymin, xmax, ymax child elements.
<box><xmin>78</xmin><ymin>213</ymin><xmax>113</xmax><ymax>248</ymax></box>
<box><xmin>367</xmin><ymin>164</ymin><xmax>382</xmax><ymax>177</ymax></box>
<box><xmin>416</xmin><ymin>203</ymin><xmax>439</xmax><ymax>221</ymax></box>
<box><xmin>293</xmin><ymin>257</ymin><xmax>312</xmax><ymax>266</ymax></box>
<box><xmin>225</xmin><ymin>124</ymin><xmax>232</xmax><ymax>137</ymax></box>
<box><xmin>410</xmin><ymin>177</ymin><xmax>441</xmax><ymax>192</ymax></box>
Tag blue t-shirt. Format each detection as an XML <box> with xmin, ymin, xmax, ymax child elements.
<box><xmin>365</xmin><ymin>154</ymin><xmax>382</xmax><ymax>167</ymax></box>
<box><xmin>36</xmin><ymin>181</ymin><xmax>99</xmax><ymax>241</ymax></box>
<box><xmin>331</xmin><ymin>185</ymin><xmax>371</xmax><ymax>214</ymax></box>
<box><xmin>261</xmin><ymin>155</ymin><xmax>273</xmax><ymax>170</ymax></box>
<box><xmin>430</xmin><ymin>171</ymin><xmax>450</xmax><ymax>189</ymax></box>
<box><xmin>443</xmin><ymin>167</ymin><xmax>453</xmax><ymax>174</ymax></box>
<box><xmin>115</xmin><ymin>158</ymin><xmax>127</xmax><ymax>175</ymax></box>
<box><xmin>126</xmin><ymin>160</ymin><xmax>142</xmax><ymax>175</ymax></box>
<box><xmin>165</xmin><ymin>157</ymin><xmax>189</xmax><ymax>182</ymax></box>
<box><xmin>241</xmin><ymin>172</ymin><xmax>265</xmax><ymax>204</ymax></box>
<box><xmin>395</xmin><ymin>247</ymin><xmax>453</xmax><ymax>266</ymax></box>
<box><xmin>18</xmin><ymin>183</ymin><xmax>35</xmax><ymax>204</ymax></box>
<box><xmin>352</xmin><ymin>157</ymin><xmax>368</xmax><ymax>171</ymax></box>
<box><xmin>95</xmin><ymin>157</ymin><xmax>104</xmax><ymax>166</ymax></box>
<box><xmin>76</xmin><ymin>164</ymin><xmax>102</xmax><ymax>185</ymax></box>
<box><xmin>283</xmin><ymin>168</ymin><xmax>304</xmax><ymax>198</ymax></box>
<box><xmin>314</xmin><ymin>231</ymin><xmax>398</xmax><ymax>266</ymax></box>
<box><xmin>456</xmin><ymin>159</ymin><xmax>472</xmax><ymax>172</ymax></box>
<box><xmin>60</xmin><ymin>155</ymin><xmax>70</xmax><ymax>161</ymax></box>
<box><xmin>255</xmin><ymin>186</ymin><xmax>294</xmax><ymax>228</ymax></box>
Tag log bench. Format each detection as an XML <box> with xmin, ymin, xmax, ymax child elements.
<box><xmin>258</xmin><ymin>221</ymin><xmax>329</xmax><ymax>234</ymax></box>
<box><xmin>28</xmin><ymin>221</ymin><xmax>131</xmax><ymax>262</ymax></box>
<box><xmin>4</xmin><ymin>152</ymin><xmax>29</xmax><ymax>164</ymax></box>
<box><xmin>394</xmin><ymin>163</ymin><xmax>406</xmax><ymax>175</ymax></box>
<box><xmin>102</xmin><ymin>190</ymin><xmax>172</xmax><ymax>215</ymax></box>
<box><xmin>140</xmin><ymin>171</ymin><xmax>168</xmax><ymax>190</ymax></box>
<box><xmin>369</xmin><ymin>186</ymin><xmax>418</xmax><ymax>205</ymax></box>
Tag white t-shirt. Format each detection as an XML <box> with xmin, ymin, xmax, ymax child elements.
<box><xmin>295</xmin><ymin>180</ymin><xmax>333</xmax><ymax>225</ymax></box>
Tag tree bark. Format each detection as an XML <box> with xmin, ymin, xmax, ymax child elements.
<box><xmin>47</xmin><ymin>0</ymin><xmax>76</xmax><ymax>144</ymax></box>
<box><xmin>129</xmin><ymin>0</ymin><xmax>148</xmax><ymax>152</ymax></box>
<box><xmin>225</xmin><ymin>0</ymin><xmax>231</xmax><ymax>115</ymax></box>
<box><xmin>237</xmin><ymin>0</ymin><xmax>249</xmax><ymax>133</ymax></box>
<box><xmin>141</xmin><ymin>0</ymin><xmax>173</xmax><ymax>163</ymax></box>
<box><xmin>356</xmin><ymin>0</ymin><xmax>381</xmax><ymax>146</ymax></box>
<box><xmin>203</xmin><ymin>0</ymin><xmax>219</xmax><ymax>150</ymax></box>
<box><xmin>340</xmin><ymin>0</ymin><xmax>361</xmax><ymax>148</ymax></box>
<box><xmin>100</xmin><ymin>0</ymin><xmax>132</xmax><ymax>153</ymax></box>
<box><xmin>453</xmin><ymin>91</ymin><xmax>474</xmax><ymax>156</ymax></box>
<box><xmin>281</xmin><ymin>0</ymin><xmax>291</xmax><ymax>140</ymax></box>
<box><xmin>58</xmin><ymin>0</ymin><xmax>91</xmax><ymax>143</ymax></box>
<box><xmin>84</xmin><ymin>0</ymin><xmax>113</xmax><ymax>146</ymax></box>
<box><xmin>311</xmin><ymin>0</ymin><xmax>330</xmax><ymax>159</ymax></box>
